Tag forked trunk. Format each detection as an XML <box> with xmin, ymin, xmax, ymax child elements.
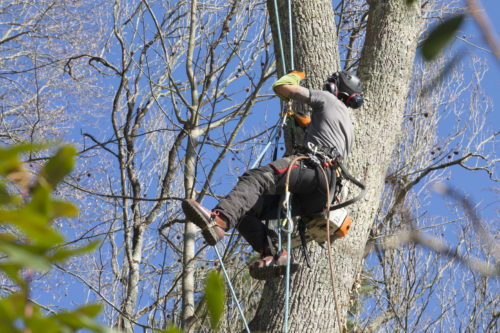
<box><xmin>249</xmin><ymin>1</ymin><xmax>421</xmax><ymax>331</ymax></box>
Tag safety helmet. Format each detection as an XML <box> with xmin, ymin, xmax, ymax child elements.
<box><xmin>323</xmin><ymin>71</ymin><xmax>364</xmax><ymax>109</ymax></box>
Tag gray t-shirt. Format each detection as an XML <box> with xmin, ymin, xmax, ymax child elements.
<box><xmin>303</xmin><ymin>89</ymin><xmax>354</xmax><ymax>160</ymax></box>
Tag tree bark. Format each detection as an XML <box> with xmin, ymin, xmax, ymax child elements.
<box><xmin>250</xmin><ymin>1</ymin><xmax>421</xmax><ymax>332</ymax></box>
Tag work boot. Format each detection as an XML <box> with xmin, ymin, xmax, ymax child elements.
<box><xmin>182</xmin><ymin>199</ymin><xmax>227</xmax><ymax>246</ymax></box>
<box><xmin>248</xmin><ymin>250</ymin><xmax>299</xmax><ymax>280</ymax></box>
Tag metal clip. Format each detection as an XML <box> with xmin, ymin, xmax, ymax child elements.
<box><xmin>286</xmin><ymin>100</ymin><xmax>294</xmax><ymax>117</ymax></box>
<box><xmin>308</xmin><ymin>153</ymin><xmax>321</xmax><ymax>165</ymax></box>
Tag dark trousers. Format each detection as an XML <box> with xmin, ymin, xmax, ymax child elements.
<box><xmin>215</xmin><ymin>155</ymin><xmax>336</xmax><ymax>253</ymax></box>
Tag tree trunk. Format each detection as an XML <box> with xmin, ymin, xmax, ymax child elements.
<box><xmin>182</xmin><ymin>1</ymin><xmax>200</xmax><ymax>329</ymax></box>
<box><xmin>182</xmin><ymin>137</ymin><xmax>197</xmax><ymax>331</ymax></box>
<box><xmin>250</xmin><ymin>1</ymin><xmax>421</xmax><ymax>332</ymax></box>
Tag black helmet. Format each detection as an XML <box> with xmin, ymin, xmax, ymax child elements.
<box><xmin>324</xmin><ymin>71</ymin><xmax>364</xmax><ymax>109</ymax></box>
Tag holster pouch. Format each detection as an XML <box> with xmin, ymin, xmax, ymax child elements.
<box><xmin>269</xmin><ymin>156</ymin><xmax>298</xmax><ymax>175</ymax></box>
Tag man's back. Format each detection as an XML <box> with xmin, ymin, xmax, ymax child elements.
<box><xmin>304</xmin><ymin>89</ymin><xmax>354</xmax><ymax>160</ymax></box>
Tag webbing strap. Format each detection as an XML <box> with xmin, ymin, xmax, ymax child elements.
<box><xmin>329</xmin><ymin>160</ymin><xmax>366</xmax><ymax>211</ymax></box>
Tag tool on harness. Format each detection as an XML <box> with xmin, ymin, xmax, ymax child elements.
<box><xmin>290</xmin><ymin>208</ymin><xmax>352</xmax><ymax>249</ymax></box>
<box><xmin>329</xmin><ymin>159</ymin><xmax>366</xmax><ymax>211</ymax></box>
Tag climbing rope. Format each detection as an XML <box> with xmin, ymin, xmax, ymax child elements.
<box><xmin>225</xmin><ymin>1</ymin><xmax>299</xmax><ymax>332</ymax></box>
<box><xmin>316</xmin><ymin>163</ymin><xmax>344</xmax><ymax>333</ymax></box>
<box><xmin>272</xmin><ymin>0</ymin><xmax>294</xmax><ymax>74</ymax></box>
<box><xmin>285</xmin><ymin>205</ymin><xmax>293</xmax><ymax>333</ymax></box>
<box><xmin>214</xmin><ymin>246</ymin><xmax>251</xmax><ymax>333</ymax></box>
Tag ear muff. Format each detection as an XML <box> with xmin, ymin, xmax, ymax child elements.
<box><xmin>344</xmin><ymin>93</ymin><xmax>364</xmax><ymax>109</ymax></box>
<box><xmin>323</xmin><ymin>81</ymin><xmax>338</xmax><ymax>96</ymax></box>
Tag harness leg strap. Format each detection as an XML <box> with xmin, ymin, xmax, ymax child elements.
<box><xmin>265</xmin><ymin>219</ymin><xmax>278</xmax><ymax>256</ymax></box>
<box><xmin>298</xmin><ymin>219</ymin><xmax>311</xmax><ymax>268</ymax></box>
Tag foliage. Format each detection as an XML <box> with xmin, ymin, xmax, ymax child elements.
<box><xmin>0</xmin><ymin>144</ymin><xmax>110</xmax><ymax>332</ymax></box>
<box><xmin>421</xmin><ymin>14</ymin><xmax>465</xmax><ymax>60</ymax></box>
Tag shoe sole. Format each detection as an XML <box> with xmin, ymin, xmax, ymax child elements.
<box><xmin>182</xmin><ymin>200</ymin><xmax>219</xmax><ymax>246</ymax></box>
<box><xmin>249</xmin><ymin>263</ymin><xmax>300</xmax><ymax>280</ymax></box>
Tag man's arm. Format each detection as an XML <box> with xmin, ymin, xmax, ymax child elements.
<box><xmin>274</xmin><ymin>84</ymin><xmax>310</xmax><ymax>104</ymax></box>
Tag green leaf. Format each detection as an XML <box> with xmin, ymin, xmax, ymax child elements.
<box><xmin>39</xmin><ymin>146</ymin><xmax>76</xmax><ymax>189</ymax></box>
<box><xmin>0</xmin><ymin>237</ymin><xmax>52</xmax><ymax>271</ymax></box>
<box><xmin>50</xmin><ymin>241</ymin><xmax>99</xmax><ymax>262</ymax></box>
<box><xmin>422</xmin><ymin>14</ymin><xmax>464</xmax><ymax>61</ymax></box>
<box><xmin>26</xmin><ymin>189</ymin><xmax>78</xmax><ymax>220</ymax></box>
<box><xmin>51</xmin><ymin>304</ymin><xmax>115</xmax><ymax>332</ymax></box>
<box><xmin>0</xmin><ymin>208</ymin><xmax>65</xmax><ymax>246</ymax></box>
<box><xmin>51</xmin><ymin>200</ymin><xmax>78</xmax><ymax>218</ymax></box>
<box><xmin>0</xmin><ymin>143</ymin><xmax>32</xmax><ymax>176</ymax></box>
<box><xmin>70</xmin><ymin>303</ymin><xmax>102</xmax><ymax>318</ymax></box>
<box><xmin>28</xmin><ymin>184</ymin><xmax>52</xmax><ymax>216</ymax></box>
<box><xmin>0</xmin><ymin>183</ymin><xmax>13</xmax><ymax>204</ymax></box>
<box><xmin>205</xmin><ymin>270</ymin><xmax>225</xmax><ymax>330</ymax></box>
<box><xmin>162</xmin><ymin>324</ymin><xmax>184</xmax><ymax>333</ymax></box>
<box><xmin>0</xmin><ymin>292</ymin><xmax>25</xmax><ymax>321</ymax></box>
<box><xmin>0</xmin><ymin>143</ymin><xmax>45</xmax><ymax>177</ymax></box>
<box><xmin>25</xmin><ymin>314</ymin><xmax>62</xmax><ymax>333</ymax></box>
<box><xmin>0</xmin><ymin>143</ymin><xmax>43</xmax><ymax>158</ymax></box>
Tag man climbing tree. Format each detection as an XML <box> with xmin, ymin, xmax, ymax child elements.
<box><xmin>182</xmin><ymin>70</ymin><xmax>364</xmax><ymax>279</ymax></box>
<box><xmin>239</xmin><ymin>0</ymin><xmax>422</xmax><ymax>331</ymax></box>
